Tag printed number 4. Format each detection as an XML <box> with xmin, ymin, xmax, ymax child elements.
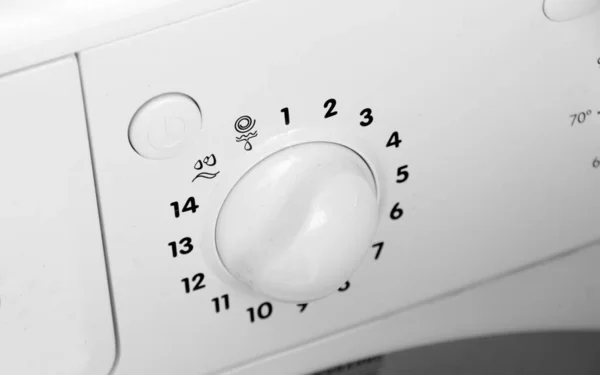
<box><xmin>386</xmin><ymin>132</ymin><xmax>402</xmax><ymax>148</ymax></box>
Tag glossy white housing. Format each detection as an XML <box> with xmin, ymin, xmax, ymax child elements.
<box><xmin>0</xmin><ymin>57</ymin><xmax>115</xmax><ymax>375</ymax></box>
<box><xmin>75</xmin><ymin>0</ymin><xmax>600</xmax><ymax>373</ymax></box>
<box><xmin>1</xmin><ymin>0</ymin><xmax>600</xmax><ymax>374</ymax></box>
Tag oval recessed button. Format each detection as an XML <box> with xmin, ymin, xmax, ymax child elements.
<box><xmin>544</xmin><ymin>0</ymin><xmax>600</xmax><ymax>22</ymax></box>
<box><xmin>128</xmin><ymin>93</ymin><xmax>202</xmax><ymax>160</ymax></box>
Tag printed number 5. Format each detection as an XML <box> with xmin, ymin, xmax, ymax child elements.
<box><xmin>396</xmin><ymin>165</ymin><xmax>409</xmax><ymax>183</ymax></box>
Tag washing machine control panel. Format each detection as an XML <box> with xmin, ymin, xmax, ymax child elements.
<box><xmin>75</xmin><ymin>0</ymin><xmax>600</xmax><ymax>373</ymax></box>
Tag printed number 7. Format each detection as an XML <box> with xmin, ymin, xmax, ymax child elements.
<box><xmin>372</xmin><ymin>242</ymin><xmax>384</xmax><ymax>260</ymax></box>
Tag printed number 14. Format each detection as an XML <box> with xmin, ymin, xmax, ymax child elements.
<box><xmin>170</xmin><ymin>197</ymin><xmax>199</xmax><ymax>218</ymax></box>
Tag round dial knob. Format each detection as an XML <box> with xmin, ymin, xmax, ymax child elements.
<box><xmin>216</xmin><ymin>142</ymin><xmax>378</xmax><ymax>302</ymax></box>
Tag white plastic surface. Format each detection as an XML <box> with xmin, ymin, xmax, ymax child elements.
<box><xmin>544</xmin><ymin>0</ymin><xmax>600</xmax><ymax>21</ymax></box>
<box><xmin>216</xmin><ymin>142</ymin><xmax>378</xmax><ymax>302</ymax></box>
<box><xmin>230</xmin><ymin>240</ymin><xmax>600</xmax><ymax>375</ymax></box>
<box><xmin>0</xmin><ymin>0</ymin><xmax>250</xmax><ymax>76</ymax></box>
<box><xmin>78</xmin><ymin>0</ymin><xmax>600</xmax><ymax>373</ymax></box>
<box><xmin>129</xmin><ymin>93</ymin><xmax>202</xmax><ymax>159</ymax></box>
<box><xmin>0</xmin><ymin>57</ymin><xmax>115</xmax><ymax>374</ymax></box>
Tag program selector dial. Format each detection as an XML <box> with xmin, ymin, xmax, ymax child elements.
<box><xmin>215</xmin><ymin>142</ymin><xmax>379</xmax><ymax>302</ymax></box>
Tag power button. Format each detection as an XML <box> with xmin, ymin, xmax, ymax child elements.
<box><xmin>128</xmin><ymin>93</ymin><xmax>202</xmax><ymax>159</ymax></box>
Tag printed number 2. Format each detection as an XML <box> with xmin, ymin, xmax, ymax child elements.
<box><xmin>324</xmin><ymin>98</ymin><xmax>338</xmax><ymax>118</ymax></box>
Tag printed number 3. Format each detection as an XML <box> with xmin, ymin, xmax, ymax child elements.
<box><xmin>360</xmin><ymin>108</ymin><xmax>373</xmax><ymax>126</ymax></box>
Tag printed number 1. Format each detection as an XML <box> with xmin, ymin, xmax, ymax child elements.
<box><xmin>281</xmin><ymin>107</ymin><xmax>290</xmax><ymax>125</ymax></box>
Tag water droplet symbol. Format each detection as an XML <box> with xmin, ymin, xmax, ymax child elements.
<box><xmin>244</xmin><ymin>141</ymin><xmax>252</xmax><ymax>151</ymax></box>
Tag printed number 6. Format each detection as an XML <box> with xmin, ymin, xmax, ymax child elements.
<box><xmin>390</xmin><ymin>203</ymin><xmax>403</xmax><ymax>220</ymax></box>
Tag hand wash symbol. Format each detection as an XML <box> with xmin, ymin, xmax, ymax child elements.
<box><xmin>192</xmin><ymin>154</ymin><xmax>220</xmax><ymax>182</ymax></box>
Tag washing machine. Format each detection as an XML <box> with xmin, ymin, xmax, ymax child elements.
<box><xmin>1</xmin><ymin>0</ymin><xmax>599</xmax><ymax>374</ymax></box>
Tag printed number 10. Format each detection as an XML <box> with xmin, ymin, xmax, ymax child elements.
<box><xmin>247</xmin><ymin>302</ymin><xmax>273</xmax><ymax>323</ymax></box>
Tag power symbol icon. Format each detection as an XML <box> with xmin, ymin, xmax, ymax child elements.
<box><xmin>129</xmin><ymin>93</ymin><xmax>202</xmax><ymax>160</ymax></box>
<box><xmin>147</xmin><ymin>116</ymin><xmax>187</xmax><ymax>151</ymax></box>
